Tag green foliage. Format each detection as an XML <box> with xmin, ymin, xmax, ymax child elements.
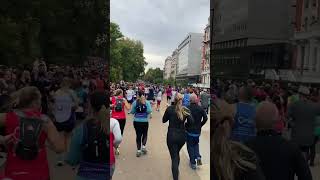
<box><xmin>163</xmin><ymin>77</ymin><xmax>176</xmax><ymax>86</ymax></box>
<box><xmin>110</xmin><ymin>22</ymin><xmax>147</xmax><ymax>82</ymax></box>
<box><xmin>0</xmin><ymin>0</ymin><xmax>108</xmax><ymax>65</ymax></box>
<box><xmin>144</xmin><ymin>68</ymin><xmax>163</xmax><ymax>84</ymax></box>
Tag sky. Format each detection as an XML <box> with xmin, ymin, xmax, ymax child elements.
<box><xmin>110</xmin><ymin>0</ymin><xmax>210</xmax><ymax>70</ymax></box>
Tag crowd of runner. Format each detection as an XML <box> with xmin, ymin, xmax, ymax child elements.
<box><xmin>211</xmin><ymin>79</ymin><xmax>320</xmax><ymax>180</ymax></box>
<box><xmin>0</xmin><ymin>59</ymin><xmax>108</xmax><ymax>180</ymax></box>
<box><xmin>109</xmin><ymin>81</ymin><xmax>210</xmax><ymax>180</ymax></box>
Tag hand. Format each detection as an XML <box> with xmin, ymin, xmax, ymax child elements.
<box><xmin>0</xmin><ymin>134</ymin><xmax>14</xmax><ymax>144</ymax></box>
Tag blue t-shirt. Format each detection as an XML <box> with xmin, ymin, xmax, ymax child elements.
<box><xmin>231</xmin><ymin>102</ymin><xmax>256</xmax><ymax>142</ymax></box>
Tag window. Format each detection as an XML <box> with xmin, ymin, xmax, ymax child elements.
<box><xmin>305</xmin><ymin>17</ymin><xmax>308</xmax><ymax>31</ymax></box>
<box><xmin>312</xmin><ymin>0</ymin><xmax>316</xmax><ymax>6</ymax></box>
<box><xmin>313</xmin><ymin>47</ymin><xmax>317</xmax><ymax>71</ymax></box>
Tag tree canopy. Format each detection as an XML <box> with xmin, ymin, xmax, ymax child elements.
<box><xmin>0</xmin><ymin>0</ymin><xmax>108</xmax><ymax>66</ymax></box>
<box><xmin>144</xmin><ymin>68</ymin><xmax>164</xmax><ymax>84</ymax></box>
<box><xmin>110</xmin><ymin>22</ymin><xmax>147</xmax><ymax>82</ymax></box>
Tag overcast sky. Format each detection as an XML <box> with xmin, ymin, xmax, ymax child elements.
<box><xmin>110</xmin><ymin>0</ymin><xmax>210</xmax><ymax>70</ymax></box>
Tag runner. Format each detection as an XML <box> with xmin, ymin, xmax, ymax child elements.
<box><xmin>166</xmin><ymin>85</ymin><xmax>172</xmax><ymax>106</ymax></box>
<box><xmin>162</xmin><ymin>93</ymin><xmax>193</xmax><ymax>180</ymax></box>
<box><xmin>0</xmin><ymin>86</ymin><xmax>64</xmax><ymax>180</ymax></box>
<box><xmin>246</xmin><ymin>101</ymin><xmax>312</xmax><ymax>180</ymax></box>
<box><xmin>185</xmin><ymin>94</ymin><xmax>208</xmax><ymax>169</ymax></box>
<box><xmin>200</xmin><ymin>89</ymin><xmax>210</xmax><ymax>114</ymax></box>
<box><xmin>130</xmin><ymin>92</ymin><xmax>152</xmax><ymax>157</ymax></box>
<box><xmin>211</xmin><ymin>99</ymin><xmax>265</xmax><ymax>180</ymax></box>
<box><xmin>182</xmin><ymin>88</ymin><xmax>191</xmax><ymax>107</ymax></box>
<box><xmin>111</xmin><ymin>89</ymin><xmax>130</xmax><ymax>155</ymax></box>
<box><xmin>110</xmin><ymin>117</ymin><xmax>122</xmax><ymax>179</ymax></box>
<box><xmin>52</xmin><ymin>77</ymin><xmax>79</xmax><ymax>166</ymax></box>
<box><xmin>126</xmin><ymin>85</ymin><xmax>135</xmax><ymax>106</ymax></box>
<box><xmin>156</xmin><ymin>89</ymin><xmax>163</xmax><ymax>112</ymax></box>
<box><xmin>231</xmin><ymin>86</ymin><xmax>256</xmax><ymax>143</ymax></box>
<box><xmin>65</xmin><ymin>91</ymin><xmax>109</xmax><ymax>180</ymax></box>
<box><xmin>288</xmin><ymin>86</ymin><xmax>320</xmax><ymax>161</ymax></box>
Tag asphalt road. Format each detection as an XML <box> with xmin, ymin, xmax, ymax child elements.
<box><xmin>113</xmin><ymin>100</ymin><xmax>210</xmax><ymax>180</ymax></box>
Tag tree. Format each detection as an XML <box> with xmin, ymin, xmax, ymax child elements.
<box><xmin>0</xmin><ymin>0</ymin><xmax>108</xmax><ymax>65</ymax></box>
<box><xmin>144</xmin><ymin>68</ymin><xmax>163</xmax><ymax>84</ymax></box>
<box><xmin>110</xmin><ymin>22</ymin><xmax>147</xmax><ymax>82</ymax></box>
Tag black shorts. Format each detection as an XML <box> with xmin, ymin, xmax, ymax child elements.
<box><xmin>54</xmin><ymin>114</ymin><xmax>75</xmax><ymax>133</ymax></box>
<box><xmin>300</xmin><ymin>145</ymin><xmax>312</xmax><ymax>153</ymax></box>
<box><xmin>127</xmin><ymin>99</ymin><xmax>134</xmax><ymax>104</ymax></box>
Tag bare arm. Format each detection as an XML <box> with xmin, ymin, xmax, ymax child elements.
<box><xmin>123</xmin><ymin>98</ymin><xmax>130</xmax><ymax>110</ymax></box>
<box><xmin>44</xmin><ymin>119</ymin><xmax>65</xmax><ymax>153</ymax></box>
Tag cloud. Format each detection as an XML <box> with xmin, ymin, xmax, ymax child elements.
<box><xmin>111</xmin><ymin>0</ymin><xmax>209</xmax><ymax>69</ymax></box>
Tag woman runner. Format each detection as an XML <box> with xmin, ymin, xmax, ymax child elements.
<box><xmin>130</xmin><ymin>92</ymin><xmax>152</xmax><ymax>157</ymax></box>
<box><xmin>162</xmin><ymin>93</ymin><xmax>193</xmax><ymax>180</ymax></box>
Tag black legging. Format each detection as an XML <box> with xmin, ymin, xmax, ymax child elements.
<box><xmin>167</xmin><ymin>129</ymin><xmax>186</xmax><ymax>180</ymax></box>
<box><xmin>133</xmin><ymin>121</ymin><xmax>149</xmax><ymax>150</ymax></box>
<box><xmin>117</xmin><ymin>119</ymin><xmax>126</xmax><ymax>135</ymax></box>
<box><xmin>310</xmin><ymin>136</ymin><xmax>319</xmax><ymax>164</ymax></box>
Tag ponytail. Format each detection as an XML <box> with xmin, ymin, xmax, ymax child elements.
<box><xmin>97</xmin><ymin>105</ymin><xmax>109</xmax><ymax>134</ymax></box>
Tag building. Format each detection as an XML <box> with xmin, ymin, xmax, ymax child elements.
<box><xmin>212</xmin><ymin>0</ymin><xmax>293</xmax><ymax>80</ymax></box>
<box><xmin>170</xmin><ymin>49</ymin><xmax>179</xmax><ymax>79</ymax></box>
<box><xmin>163</xmin><ymin>56</ymin><xmax>172</xmax><ymax>80</ymax></box>
<box><xmin>290</xmin><ymin>0</ymin><xmax>320</xmax><ymax>83</ymax></box>
<box><xmin>201</xmin><ymin>17</ymin><xmax>211</xmax><ymax>88</ymax></box>
<box><xmin>176</xmin><ymin>33</ymin><xmax>203</xmax><ymax>83</ymax></box>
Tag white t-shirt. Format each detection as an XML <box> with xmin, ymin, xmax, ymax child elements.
<box><xmin>157</xmin><ymin>91</ymin><xmax>162</xmax><ymax>101</ymax></box>
<box><xmin>145</xmin><ymin>87</ymin><xmax>150</xmax><ymax>94</ymax></box>
<box><xmin>171</xmin><ymin>91</ymin><xmax>177</xmax><ymax>102</ymax></box>
<box><xmin>126</xmin><ymin>89</ymin><xmax>135</xmax><ymax>101</ymax></box>
<box><xmin>110</xmin><ymin>118</ymin><xmax>122</xmax><ymax>147</ymax></box>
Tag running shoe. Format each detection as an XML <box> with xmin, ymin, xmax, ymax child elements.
<box><xmin>115</xmin><ymin>148</ymin><xmax>120</xmax><ymax>155</ymax></box>
<box><xmin>56</xmin><ymin>161</ymin><xmax>64</xmax><ymax>167</ymax></box>
<box><xmin>197</xmin><ymin>158</ymin><xmax>203</xmax><ymax>166</ymax></box>
<box><xmin>136</xmin><ymin>150</ymin><xmax>142</xmax><ymax>157</ymax></box>
<box><xmin>141</xmin><ymin>147</ymin><xmax>148</xmax><ymax>154</ymax></box>
<box><xmin>190</xmin><ymin>163</ymin><xmax>197</xmax><ymax>170</ymax></box>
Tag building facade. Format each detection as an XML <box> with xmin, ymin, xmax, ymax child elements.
<box><xmin>212</xmin><ymin>0</ymin><xmax>293</xmax><ymax>80</ymax></box>
<box><xmin>176</xmin><ymin>33</ymin><xmax>203</xmax><ymax>83</ymax></box>
<box><xmin>290</xmin><ymin>0</ymin><xmax>320</xmax><ymax>83</ymax></box>
<box><xmin>201</xmin><ymin>17</ymin><xmax>211</xmax><ymax>87</ymax></box>
<box><xmin>170</xmin><ymin>49</ymin><xmax>178</xmax><ymax>79</ymax></box>
<box><xmin>163</xmin><ymin>56</ymin><xmax>172</xmax><ymax>80</ymax></box>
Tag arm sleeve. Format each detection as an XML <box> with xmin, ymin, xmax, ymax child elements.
<box><xmin>162</xmin><ymin>108</ymin><xmax>169</xmax><ymax>123</ymax></box>
<box><xmin>112</xmin><ymin>120</ymin><xmax>122</xmax><ymax>147</ymax></box>
<box><xmin>201</xmin><ymin>108</ymin><xmax>208</xmax><ymax>127</ymax></box>
<box><xmin>65</xmin><ymin>126</ymin><xmax>83</xmax><ymax>166</ymax></box>
<box><xmin>244</xmin><ymin>163</ymin><xmax>266</xmax><ymax>180</ymax></box>
<box><xmin>293</xmin><ymin>146</ymin><xmax>313</xmax><ymax>180</ymax></box>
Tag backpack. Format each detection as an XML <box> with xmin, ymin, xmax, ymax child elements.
<box><xmin>82</xmin><ymin>120</ymin><xmax>108</xmax><ymax>163</ymax></box>
<box><xmin>114</xmin><ymin>97</ymin><xmax>124</xmax><ymax>112</ymax></box>
<box><xmin>136</xmin><ymin>102</ymin><xmax>147</xmax><ymax>113</ymax></box>
<box><xmin>13</xmin><ymin>111</ymin><xmax>47</xmax><ymax>160</ymax></box>
<box><xmin>135</xmin><ymin>102</ymin><xmax>147</xmax><ymax>118</ymax></box>
<box><xmin>182</xmin><ymin>93</ymin><xmax>190</xmax><ymax>106</ymax></box>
